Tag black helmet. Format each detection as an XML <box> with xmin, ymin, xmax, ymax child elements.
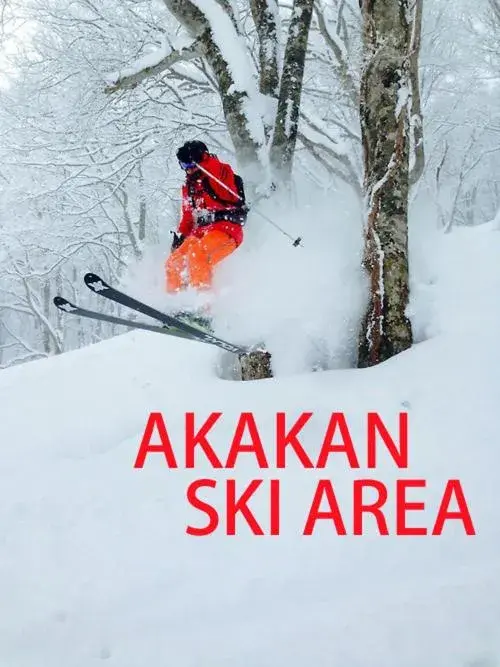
<box><xmin>176</xmin><ymin>140</ymin><xmax>208</xmax><ymax>166</ymax></box>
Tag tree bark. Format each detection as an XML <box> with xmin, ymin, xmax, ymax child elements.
<box><xmin>357</xmin><ymin>0</ymin><xmax>415</xmax><ymax>367</ymax></box>
<box><xmin>408</xmin><ymin>0</ymin><xmax>424</xmax><ymax>186</ymax></box>
<box><xmin>239</xmin><ymin>350</ymin><xmax>273</xmax><ymax>380</ymax></box>
<box><xmin>269</xmin><ymin>0</ymin><xmax>314</xmax><ymax>181</ymax></box>
<box><xmin>250</xmin><ymin>0</ymin><xmax>280</xmax><ymax>99</ymax></box>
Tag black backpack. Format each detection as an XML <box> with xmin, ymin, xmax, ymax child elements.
<box><xmin>202</xmin><ymin>173</ymin><xmax>248</xmax><ymax>212</ymax></box>
<box><xmin>233</xmin><ymin>175</ymin><xmax>247</xmax><ymax>208</ymax></box>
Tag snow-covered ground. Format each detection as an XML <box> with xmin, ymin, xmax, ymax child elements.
<box><xmin>1</xmin><ymin>219</ymin><xmax>499</xmax><ymax>666</ymax></box>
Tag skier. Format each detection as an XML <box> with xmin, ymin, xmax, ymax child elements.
<box><xmin>165</xmin><ymin>140</ymin><xmax>247</xmax><ymax>294</ymax></box>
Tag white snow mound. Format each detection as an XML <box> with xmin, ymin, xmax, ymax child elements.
<box><xmin>0</xmin><ymin>222</ymin><xmax>499</xmax><ymax>666</ymax></box>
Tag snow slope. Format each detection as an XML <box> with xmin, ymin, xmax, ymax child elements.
<box><xmin>1</xmin><ymin>221</ymin><xmax>500</xmax><ymax>667</ymax></box>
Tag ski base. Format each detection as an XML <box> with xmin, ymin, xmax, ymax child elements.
<box><xmin>53</xmin><ymin>296</ymin><xmax>195</xmax><ymax>342</ymax></box>
<box><xmin>54</xmin><ymin>274</ymin><xmax>260</xmax><ymax>356</ymax></box>
<box><xmin>82</xmin><ymin>272</ymin><xmax>250</xmax><ymax>354</ymax></box>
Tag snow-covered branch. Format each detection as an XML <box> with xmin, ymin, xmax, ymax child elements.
<box><xmin>104</xmin><ymin>40</ymin><xmax>202</xmax><ymax>93</ymax></box>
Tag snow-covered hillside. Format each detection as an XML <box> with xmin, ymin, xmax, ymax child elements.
<box><xmin>1</xmin><ymin>221</ymin><xmax>499</xmax><ymax>667</ymax></box>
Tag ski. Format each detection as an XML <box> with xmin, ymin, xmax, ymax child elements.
<box><xmin>53</xmin><ymin>296</ymin><xmax>197</xmax><ymax>342</ymax></box>
<box><xmin>82</xmin><ymin>272</ymin><xmax>251</xmax><ymax>355</ymax></box>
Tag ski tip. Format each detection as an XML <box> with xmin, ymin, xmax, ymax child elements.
<box><xmin>53</xmin><ymin>296</ymin><xmax>78</xmax><ymax>313</ymax></box>
<box><xmin>84</xmin><ymin>272</ymin><xmax>108</xmax><ymax>291</ymax></box>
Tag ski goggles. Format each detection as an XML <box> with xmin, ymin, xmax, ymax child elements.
<box><xmin>179</xmin><ymin>160</ymin><xmax>197</xmax><ymax>170</ymax></box>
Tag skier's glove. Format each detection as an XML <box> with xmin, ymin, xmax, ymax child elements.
<box><xmin>171</xmin><ymin>231</ymin><xmax>185</xmax><ymax>250</ymax></box>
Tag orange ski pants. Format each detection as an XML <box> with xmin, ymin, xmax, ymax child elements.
<box><xmin>165</xmin><ymin>229</ymin><xmax>237</xmax><ymax>293</ymax></box>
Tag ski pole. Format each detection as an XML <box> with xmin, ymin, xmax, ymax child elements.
<box><xmin>193</xmin><ymin>161</ymin><xmax>303</xmax><ymax>248</ymax></box>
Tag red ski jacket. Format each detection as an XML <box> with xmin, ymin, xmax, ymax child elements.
<box><xmin>177</xmin><ymin>154</ymin><xmax>244</xmax><ymax>247</ymax></box>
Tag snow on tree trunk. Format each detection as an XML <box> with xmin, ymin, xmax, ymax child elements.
<box><xmin>269</xmin><ymin>0</ymin><xmax>314</xmax><ymax>181</ymax></box>
<box><xmin>357</xmin><ymin>0</ymin><xmax>415</xmax><ymax>368</ymax></box>
<box><xmin>162</xmin><ymin>0</ymin><xmax>264</xmax><ymax>176</ymax></box>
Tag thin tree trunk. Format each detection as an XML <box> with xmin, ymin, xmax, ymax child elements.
<box><xmin>357</xmin><ymin>0</ymin><xmax>414</xmax><ymax>367</ymax></box>
<box><xmin>42</xmin><ymin>279</ymin><xmax>52</xmax><ymax>355</ymax></box>
<box><xmin>409</xmin><ymin>0</ymin><xmax>424</xmax><ymax>186</ymax></box>
<box><xmin>137</xmin><ymin>160</ymin><xmax>147</xmax><ymax>242</ymax></box>
<box><xmin>269</xmin><ymin>0</ymin><xmax>314</xmax><ymax>181</ymax></box>
<box><xmin>250</xmin><ymin>0</ymin><xmax>280</xmax><ymax>99</ymax></box>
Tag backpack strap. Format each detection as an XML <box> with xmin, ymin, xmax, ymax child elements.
<box><xmin>186</xmin><ymin>178</ymin><xmax>197</xmax><ymax>208</ymax></box>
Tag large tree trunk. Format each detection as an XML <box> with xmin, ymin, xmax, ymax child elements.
<box><xmin>357</xmin><ymin>0</ymin><xmax>415</xmax><ymax>367</ymax></box>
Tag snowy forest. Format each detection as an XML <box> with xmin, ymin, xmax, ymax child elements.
<box><xmin>2</xmin><ymin>2</ymin><xmax>500</xmax><ymax>662</ymax></box>
<box><xmin>0</xmin><ymin>0</ymin><xmax>498</xmax><ymax>375</ymax></box>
